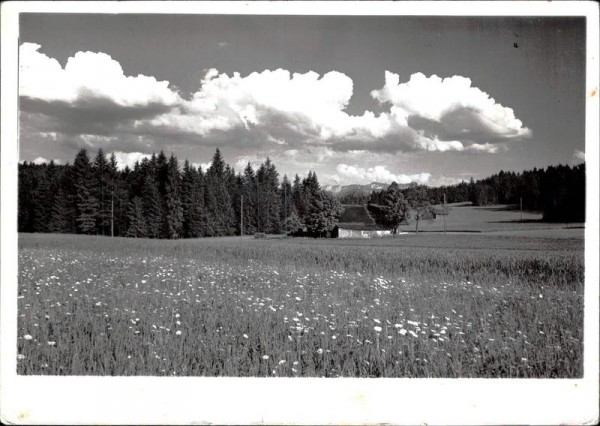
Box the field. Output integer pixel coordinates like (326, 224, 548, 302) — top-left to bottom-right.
(412, 202, 582, 233)
(17, 220, 584, 378)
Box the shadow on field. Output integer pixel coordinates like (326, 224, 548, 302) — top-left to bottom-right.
(487, 219, 545, 224)
(479, 204, 520, 212)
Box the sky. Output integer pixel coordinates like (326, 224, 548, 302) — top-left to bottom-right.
(18, 14, 585, 187)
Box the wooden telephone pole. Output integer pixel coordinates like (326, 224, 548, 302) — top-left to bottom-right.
(111, 193, 114, 237)
(240, 195, 244, 241)
(520, 197, 523, 222)
(443, 193, 447, 234)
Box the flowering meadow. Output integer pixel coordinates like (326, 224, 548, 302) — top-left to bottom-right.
(17, 231, 584, 377)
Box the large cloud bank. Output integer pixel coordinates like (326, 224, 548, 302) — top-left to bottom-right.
(20, 43, 531, 155)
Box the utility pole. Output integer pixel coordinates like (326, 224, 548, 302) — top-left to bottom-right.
(443, 193, 447, 235)
(520, 196, 523, 222)
(111, 193, 114, 237)
(240, 195, 244, 241)
(284, 183, 287, 220)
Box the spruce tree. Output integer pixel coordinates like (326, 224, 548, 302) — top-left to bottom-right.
(32, 168, 51, 233)
(47, 188, 70, 233)
(182, 160, 204, 238)
(206, 148, 235, 235)
(93, 148, 110, 235)
(162, 154, 183, 239)
(141, 174, 162, 238)
(126, 197, 147, 238)
(241, 162, 258, 235)
(72, 149, 99, 234)
(76, 184, 99, 234)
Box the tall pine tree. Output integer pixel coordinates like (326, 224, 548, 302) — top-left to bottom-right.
(72, 149, 99, 234)
(162, 154, 184, 239)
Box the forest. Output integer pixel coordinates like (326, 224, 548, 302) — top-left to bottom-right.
(369, 163, 586, 223)
(18, 148, 342, 238)
(18, 147, 585, 239)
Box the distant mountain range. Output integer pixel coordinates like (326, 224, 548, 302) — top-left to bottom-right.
(323, 182, 401, 196)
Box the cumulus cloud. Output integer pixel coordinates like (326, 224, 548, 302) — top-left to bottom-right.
(19, 43, 532, 165)
(372, 71, 531, 143)
(336, 164, 431, 185)
(192, 162, 212, 172)
(111, 151, 152, 170)
(26, 157, 63, 165)
(146, 68, 530, 153)
(32, 156, 48, 165)
(20, 43, 180, 107)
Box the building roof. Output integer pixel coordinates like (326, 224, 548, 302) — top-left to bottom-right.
(339, 204, 375, 224)
(337, 222, 390, 231)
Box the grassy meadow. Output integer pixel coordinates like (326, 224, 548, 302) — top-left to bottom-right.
(413, 202, 582, 233)
(17, 219, 584, 378)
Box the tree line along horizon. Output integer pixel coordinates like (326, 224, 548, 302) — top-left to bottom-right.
(17, 147, 585, 239)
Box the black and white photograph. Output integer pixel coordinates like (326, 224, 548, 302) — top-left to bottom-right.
(1, 1, 598, 424)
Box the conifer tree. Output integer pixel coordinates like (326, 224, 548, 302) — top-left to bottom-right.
(182, 160, 204, 238)
(32, 169, 51, 232)
(162, 154, 183, 239)
(141, 174, 162, 238)
(72, 149, 99, 234)
(256, 158, 281, 234)
(292, 174, 304, 221)
(205, 148, 235, 235)
(280, 174, 292, 228)
(93, 148, 110, 235)
(76, 184, 99, 234)
(47, 188, 70, 233)
(126, 196, 147, 238)
(241, 162, 258, 235)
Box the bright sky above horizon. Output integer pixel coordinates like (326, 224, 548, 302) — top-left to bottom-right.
(18, 14, 585, 187)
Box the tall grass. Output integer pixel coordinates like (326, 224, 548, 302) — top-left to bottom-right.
(17, 233, 584, 377)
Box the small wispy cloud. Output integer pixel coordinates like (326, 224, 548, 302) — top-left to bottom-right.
(572, 149, 585, 162)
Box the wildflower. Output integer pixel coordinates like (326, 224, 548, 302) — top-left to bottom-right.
(374, 326, 382, 333)
(399, 329, 407, 336)
(23, 335, 32, 340)
(316, 348, 324, 355)
(409, 330, 418, 338)
(243, 334, 249, 339)
(47, 341, 56, 346)
(262, 355, 269, 360)
(278, 360, 286, 365)
(394, 324, 402, 328)
(175, 330, 182, 336)
(373, 319, 381, 324)
(17, 354, 25, 360)
(141, 280, 147, 284)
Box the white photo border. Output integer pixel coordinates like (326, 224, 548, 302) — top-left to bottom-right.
(1, 2, 598, 424)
